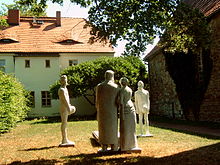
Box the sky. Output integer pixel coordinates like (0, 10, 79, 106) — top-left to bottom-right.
(1, 0, 158, 57)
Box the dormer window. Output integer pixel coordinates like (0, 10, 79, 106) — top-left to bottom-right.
(57, 39, 82, 45)
(0, 38, 18, 43)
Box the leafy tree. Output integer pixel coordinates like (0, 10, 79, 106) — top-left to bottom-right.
(17, 0, 180, 56)
(50, 56, 147, 106)
(1, 0, 47, 17)
(161, 3, 211, 54)
(0, 71, 30, 133)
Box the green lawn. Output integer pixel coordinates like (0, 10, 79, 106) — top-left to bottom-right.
(0, 118, 219, 165)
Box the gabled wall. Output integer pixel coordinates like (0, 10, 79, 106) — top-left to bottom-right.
(200, 13, 220, 122)
(147, 52, 183, 119)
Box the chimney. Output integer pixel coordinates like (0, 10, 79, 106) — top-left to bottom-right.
(8, 9, 20, 25)
(56, 11, 61, 26)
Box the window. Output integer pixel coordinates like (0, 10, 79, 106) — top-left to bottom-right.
(28, 91, 35, 107)
(0, 59, 5, 72)
(41, 91, 51, 107)
(25, 60, 30, 68)
(45, 60, 50, 68)
(0, 38, 18, 43)
(69, 59, 78, 66)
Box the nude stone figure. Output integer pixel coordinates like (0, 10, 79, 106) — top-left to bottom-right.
(135, 80, 152, 136)
(118, 77, 140, 153)
(58, 75, 76, 146)
(96, 70, 119, 152)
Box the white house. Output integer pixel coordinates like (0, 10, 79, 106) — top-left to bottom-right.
(0, 9, 114, 117)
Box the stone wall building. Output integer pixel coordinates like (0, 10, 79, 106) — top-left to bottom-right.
(144, 0, 220, 122)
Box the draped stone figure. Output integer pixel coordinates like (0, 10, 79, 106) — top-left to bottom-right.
(135, 80, 152, 136)
(118, 77, 140, 152)
(96, 70, 119, 152)
(58, 75, 76, 146)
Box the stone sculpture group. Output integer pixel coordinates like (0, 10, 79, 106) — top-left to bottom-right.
(58, 70, 151, 153)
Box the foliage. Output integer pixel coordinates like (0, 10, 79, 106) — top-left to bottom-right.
(1, 0, 47, 17)
(88, 0, 179, 56)
(160, 3, 212, 54)
(50, 56, 147, 106)
(18, 0, 180, 56)
(0, 16, 8, 28)
(0, 71, 30, 133)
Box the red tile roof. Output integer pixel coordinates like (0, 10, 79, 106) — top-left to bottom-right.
(184, 0, 220, 17)
(0, 17, 114, 53)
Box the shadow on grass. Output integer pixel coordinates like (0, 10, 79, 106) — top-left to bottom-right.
(19, 146, 57, 151)
(9, 159, 60, 165)
(90, 138, 100, 147)
(60, 142, 220, 165)
(29, 115, 96, 125)
(8, 143, 220, 165)
(151, 123, 220, 140)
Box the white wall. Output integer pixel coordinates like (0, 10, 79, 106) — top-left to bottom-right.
(59, 53, 113, 70)
(14, 56, 60, 117)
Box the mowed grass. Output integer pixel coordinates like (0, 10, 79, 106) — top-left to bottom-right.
(0, 118, 219, 165)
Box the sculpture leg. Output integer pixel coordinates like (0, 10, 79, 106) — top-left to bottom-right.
(60, 111, 69, 144)
(111, 144, 118, 151)
(98, 144, 108, 152)
(139, 113, 144, 135)
(144, 113, 150, 135)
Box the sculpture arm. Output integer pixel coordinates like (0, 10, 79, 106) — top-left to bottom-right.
(119, 90, 124, 120)
(146, 92, 150, 111)
(134, 93, 139, 114)
(95, 86, 99, 110)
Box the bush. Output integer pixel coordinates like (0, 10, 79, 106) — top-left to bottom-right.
(50, 56, 148, 106)
(0, 71, 30, 133)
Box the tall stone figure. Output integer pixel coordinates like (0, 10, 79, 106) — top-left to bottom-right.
(96, 70, 119, 152)
(135, 80, 152, 136)
(58, 75, 76, 146)
(118, 77, 140, 152)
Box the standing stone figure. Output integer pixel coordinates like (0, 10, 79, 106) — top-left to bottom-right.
(118, 77, 140, 152)
(96, 70, 119, 152)
(135, 80, 152, 136)
(58, 75, 76, 146)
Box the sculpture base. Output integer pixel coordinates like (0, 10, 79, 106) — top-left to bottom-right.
(92, 131, 141, 154)
(59, 141, 75, 147)
(97, 148, 120, 154)
(137, 133, 153, 137)
(121, 148, 142, 154)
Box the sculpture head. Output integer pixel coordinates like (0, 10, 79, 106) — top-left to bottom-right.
(137, 80, 144, 89)
(119, 77, 129, 87)
(105, 70, 114, 81)
(60, 75, 68, 87)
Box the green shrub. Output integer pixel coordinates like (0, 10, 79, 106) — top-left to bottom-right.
(50, 56, 148, 106)
(0, 71, 30, 133)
